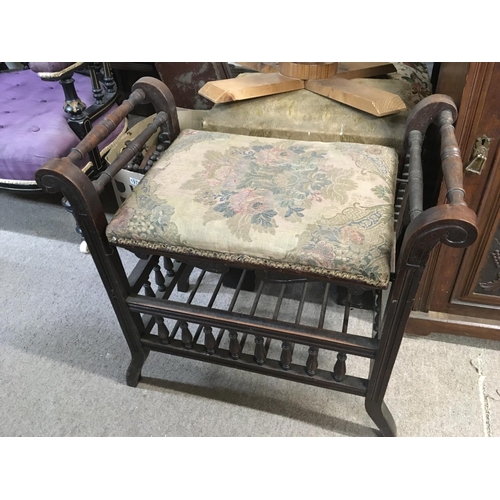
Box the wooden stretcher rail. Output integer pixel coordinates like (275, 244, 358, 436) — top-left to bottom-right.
(127, 294, 379, 358)
(141, 334, 369, 396)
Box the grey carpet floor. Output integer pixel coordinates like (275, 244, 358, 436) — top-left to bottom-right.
(1, 188, 500, 437)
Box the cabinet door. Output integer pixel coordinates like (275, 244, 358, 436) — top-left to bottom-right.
(408, 63, 500, 340)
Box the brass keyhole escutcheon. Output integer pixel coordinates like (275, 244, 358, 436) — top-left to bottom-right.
(465, 135, 491, 174)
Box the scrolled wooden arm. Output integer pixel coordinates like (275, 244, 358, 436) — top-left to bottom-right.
(36, 77, 180, 198)
(401, 204, 478, 268)
(132, 77, 180, 141)
(398, 94, 478, 265)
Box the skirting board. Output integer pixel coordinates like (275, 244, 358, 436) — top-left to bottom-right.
(406, 311, 500, 341)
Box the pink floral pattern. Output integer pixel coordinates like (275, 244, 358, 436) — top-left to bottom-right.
(180, 142, 361, 241)
(106, 130, 398, 287)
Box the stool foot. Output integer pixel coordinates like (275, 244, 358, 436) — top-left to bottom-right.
(126, 352, 148, 387)
(365, 399, 397, 437)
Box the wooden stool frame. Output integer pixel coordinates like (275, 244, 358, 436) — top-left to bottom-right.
(36, 77, 478, 436)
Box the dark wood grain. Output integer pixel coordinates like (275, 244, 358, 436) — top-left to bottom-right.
(434, 62, 471, 109)
(154, 62, 232, 110)
(411, 63, 500, 334)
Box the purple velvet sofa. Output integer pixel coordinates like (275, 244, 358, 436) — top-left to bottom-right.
(0, 62, 126, 190)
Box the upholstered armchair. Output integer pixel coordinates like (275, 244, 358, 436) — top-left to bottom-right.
(0, 62, 126, 190)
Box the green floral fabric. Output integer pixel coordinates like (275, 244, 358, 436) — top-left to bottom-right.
(106, 129, 399, 287)
(203, 63, 432, 153)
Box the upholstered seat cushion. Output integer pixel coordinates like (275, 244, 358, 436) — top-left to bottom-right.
(106, 129, 399, 288)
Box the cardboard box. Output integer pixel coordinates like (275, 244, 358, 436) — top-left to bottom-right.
(112, 169, 145, 206)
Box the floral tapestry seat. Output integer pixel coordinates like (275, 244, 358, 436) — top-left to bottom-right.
(106, 129, 398, 288)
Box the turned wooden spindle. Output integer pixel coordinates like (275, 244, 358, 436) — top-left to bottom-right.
(333, 353, 347, 381)
(228, 330, 240, 360)
(143, 280, 155, 297)
(156, 317, 169, 344)
(280, 341, 292, 370)
(180, 321, 193, 349)
(254, 336, 266, 365)
(153, 264, 166, 292)
(88, 63, 104, 104)
(145, 280, 169, 342)
(163, 257, 175, 277)
(408, 130, 424, 221)
(438, 109, 466, 207)
(305, 347, 319, 376)
(203, 326, 216, 354)
(102, 62, 117, 94)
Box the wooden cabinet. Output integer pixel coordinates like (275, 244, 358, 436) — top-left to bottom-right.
(407, 63, 500, 340)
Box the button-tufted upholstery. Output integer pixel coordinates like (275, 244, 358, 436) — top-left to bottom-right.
(0, 68, 125, 185)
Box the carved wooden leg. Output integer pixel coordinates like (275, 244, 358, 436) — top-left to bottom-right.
(365, 269, 423, 437)
(365, 399, 397, 437)
(126, 350, 149, 387)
